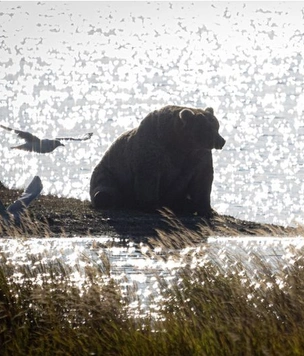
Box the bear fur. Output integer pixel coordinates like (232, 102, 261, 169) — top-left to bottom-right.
(90, 105, 225, 217)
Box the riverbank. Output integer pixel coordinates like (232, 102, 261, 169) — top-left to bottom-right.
(0, 183, 301, 242)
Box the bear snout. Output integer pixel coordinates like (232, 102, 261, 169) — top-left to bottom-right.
(215, 135, 226, 150)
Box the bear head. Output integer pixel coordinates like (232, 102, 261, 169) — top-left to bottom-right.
(178, 107, 226, 150)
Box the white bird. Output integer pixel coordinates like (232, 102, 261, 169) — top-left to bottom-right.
(0, 124, 93, 153)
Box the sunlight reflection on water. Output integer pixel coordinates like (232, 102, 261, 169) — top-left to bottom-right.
(1, 3, 304, 305)
(0, 2, 304, 226)
(1, 236, 304, 312)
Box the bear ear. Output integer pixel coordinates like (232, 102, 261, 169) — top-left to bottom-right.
(205, 107, 214, 115)
(179, 108, 195, 122)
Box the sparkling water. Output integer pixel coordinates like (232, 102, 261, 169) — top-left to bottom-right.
(0, 2, 304, 227)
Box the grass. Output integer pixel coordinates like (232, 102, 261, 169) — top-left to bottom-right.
(0, 212, 51, 238)
(1, 230, 304, 355)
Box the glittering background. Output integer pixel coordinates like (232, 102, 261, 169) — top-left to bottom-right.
(0, 2, 304, 226)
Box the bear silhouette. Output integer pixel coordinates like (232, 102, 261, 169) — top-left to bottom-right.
(90, 105, 225, 217)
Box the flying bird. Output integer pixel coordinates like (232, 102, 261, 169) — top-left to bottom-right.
(0, 176, 43, 224)
(0, 124, 93, 153)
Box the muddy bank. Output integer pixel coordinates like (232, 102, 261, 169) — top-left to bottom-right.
(0, 183, 300, 243)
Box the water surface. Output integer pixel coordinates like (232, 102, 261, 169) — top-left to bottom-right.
(1, 235, 304, 312)
(0, 2, 304, 226)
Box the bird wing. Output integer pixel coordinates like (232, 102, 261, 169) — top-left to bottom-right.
(0, 124, 40, 143)
(55, 132, 93, 141)
(7, 176, 43, 216)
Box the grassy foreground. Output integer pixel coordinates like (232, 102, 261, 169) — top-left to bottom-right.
(1, 243, 304, 355)
(1, 184, 304, 354)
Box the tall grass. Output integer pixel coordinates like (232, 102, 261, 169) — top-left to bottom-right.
(1, 240, 304, 355)
(157, 255, 304, 356)
(0, 211, 51, 238)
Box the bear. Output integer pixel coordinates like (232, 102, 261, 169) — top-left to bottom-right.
(90, 105, 225, 217)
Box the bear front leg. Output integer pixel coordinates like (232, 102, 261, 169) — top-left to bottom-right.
(132, 146, 169, 211)
(188, 156, 214, 218)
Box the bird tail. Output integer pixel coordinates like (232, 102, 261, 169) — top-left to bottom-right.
(10, 145, 27, 150)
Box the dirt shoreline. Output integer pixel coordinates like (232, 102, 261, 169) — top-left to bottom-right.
(0, 183, 301, 243)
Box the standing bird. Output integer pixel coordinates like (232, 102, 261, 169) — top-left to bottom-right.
(0, 176, 43, 224)
(0, 124, 93, 153)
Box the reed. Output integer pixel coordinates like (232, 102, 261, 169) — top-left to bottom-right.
(0, 211, 51, 238)
(1, 232, 304, 355)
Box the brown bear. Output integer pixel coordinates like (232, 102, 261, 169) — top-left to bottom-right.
(90, 105, 225, 217)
